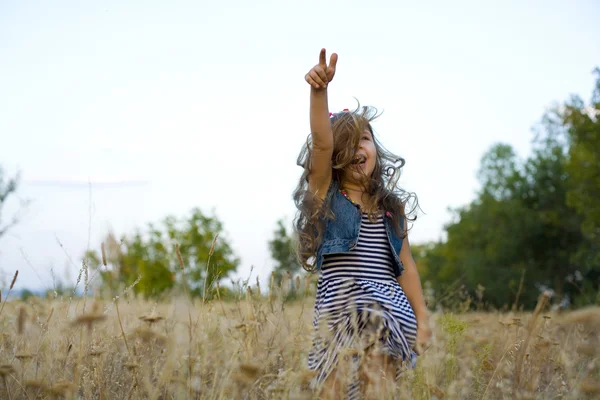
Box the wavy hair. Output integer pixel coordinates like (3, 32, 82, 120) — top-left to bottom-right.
(293, 103, 419, 272)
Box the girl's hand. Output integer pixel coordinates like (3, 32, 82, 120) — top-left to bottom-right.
(414, 317, 433, 355)
(305, 48, 338, 90)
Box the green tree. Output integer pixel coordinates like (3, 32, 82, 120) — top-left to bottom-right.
(520, 122, 584, 299)
(87, 207, 240, 299)
(20, 289, 36, 301)
(427, 144, 538, 307)
(268, 218, 301, 285)
(563, 68, 600, 271)
(477, 143, 525, 201)
(417, 69, 600, 309)
(442, 190, 540, 308)
(432, 139, 585, 308)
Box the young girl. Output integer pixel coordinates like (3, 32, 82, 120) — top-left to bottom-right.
(293, 49, 432, 399)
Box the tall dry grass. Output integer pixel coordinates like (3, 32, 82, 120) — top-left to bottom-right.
(0, 269, 599, 399)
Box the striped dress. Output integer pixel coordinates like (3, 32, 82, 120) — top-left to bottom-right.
(308, 212, 418, 398)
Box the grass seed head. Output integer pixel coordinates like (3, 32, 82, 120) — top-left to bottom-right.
(176, 243, 185, 270)
(0, 364, 16, 377)
(124, 362, 140, 371)
(579, 377, 600, 395)
(482, 359, 495, 371)
(131, 327, 167, 345)
(72, 312, 107, 330)
(88, 349, 105, 357)
(10, 270, 18, 290)
(256, 276, 261, 296)
(534, 339, 552, 350)
(17, 305, 27, 335)
(239, 363, 261, 379)
(46, 381, 77, 396)
(15, 353, 35, 361)
(576, 343, 596, 356)
(139, 314, 165, 325)
(24, 380, 45, 390)
(101, 242, 108, 266)
(233, 363, 262, 385)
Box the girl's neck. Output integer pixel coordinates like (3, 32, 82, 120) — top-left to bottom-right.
(340, 183, 366, 194)
(340, 183, 374, 210)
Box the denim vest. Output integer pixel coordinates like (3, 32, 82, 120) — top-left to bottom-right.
(315, 179, 405, 277)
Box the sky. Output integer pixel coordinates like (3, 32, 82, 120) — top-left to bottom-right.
(1, 0, 599, 291)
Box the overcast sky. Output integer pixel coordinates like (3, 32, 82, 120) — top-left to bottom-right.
(1, 0, 599, 291)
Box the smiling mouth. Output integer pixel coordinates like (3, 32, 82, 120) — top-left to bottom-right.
(351, 155, 367, 166)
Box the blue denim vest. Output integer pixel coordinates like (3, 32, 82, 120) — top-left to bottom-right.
(315, 179, 405, 277)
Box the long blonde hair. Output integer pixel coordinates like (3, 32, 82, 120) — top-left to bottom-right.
(292, 103, 418, 271)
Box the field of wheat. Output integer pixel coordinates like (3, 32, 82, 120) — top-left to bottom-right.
(0, 274, 599, 400)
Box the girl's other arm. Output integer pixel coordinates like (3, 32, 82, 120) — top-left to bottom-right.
(397, 224, 432, 353)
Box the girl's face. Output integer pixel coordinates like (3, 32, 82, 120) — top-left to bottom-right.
(342, 128, 377, 185)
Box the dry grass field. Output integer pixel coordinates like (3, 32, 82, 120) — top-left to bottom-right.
(0, 276, 599, 399)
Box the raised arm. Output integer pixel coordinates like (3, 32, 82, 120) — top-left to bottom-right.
(304, 49, 338, 198)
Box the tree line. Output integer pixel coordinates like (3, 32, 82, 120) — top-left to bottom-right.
(1, 70, 598, 309)
(414, 69, 600, 310)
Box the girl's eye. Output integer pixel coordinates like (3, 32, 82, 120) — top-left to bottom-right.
(362, 136, 370, 141)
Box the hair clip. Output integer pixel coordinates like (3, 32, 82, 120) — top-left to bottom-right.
(330, 109, 350, 119)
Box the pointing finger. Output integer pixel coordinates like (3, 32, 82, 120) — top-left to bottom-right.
(329, 53, 338, 70)
(319, 48, 327, 66)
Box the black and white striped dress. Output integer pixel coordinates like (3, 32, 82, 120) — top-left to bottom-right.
(308, 212, 418, 398)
